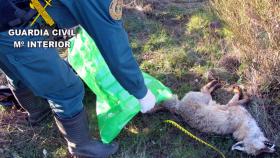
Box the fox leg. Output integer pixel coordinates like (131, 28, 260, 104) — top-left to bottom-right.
(228, 93, 240, 105)
(237, 96, 250, 105)
(227, 85, 250, 105)
(227, 85, 241, 105)
(201, 80, 220, 95)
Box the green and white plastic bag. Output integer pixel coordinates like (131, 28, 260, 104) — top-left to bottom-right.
(68, 28, 172, 143)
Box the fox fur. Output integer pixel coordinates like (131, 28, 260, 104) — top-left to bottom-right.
(162, 81, 275, 155)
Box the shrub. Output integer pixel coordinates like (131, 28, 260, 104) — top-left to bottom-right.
(210, 0, 280, 100)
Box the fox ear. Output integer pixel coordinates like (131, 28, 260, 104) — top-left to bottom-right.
(232, 141, 245, 151)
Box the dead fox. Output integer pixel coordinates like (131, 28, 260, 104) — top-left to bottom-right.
(162, 80, 275, 155)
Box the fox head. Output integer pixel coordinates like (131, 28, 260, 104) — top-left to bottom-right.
(231, 137, 275, 155)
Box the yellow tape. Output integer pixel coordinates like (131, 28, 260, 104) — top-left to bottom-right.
(30, 0, 54, 26)
(164, 120, 226, 158)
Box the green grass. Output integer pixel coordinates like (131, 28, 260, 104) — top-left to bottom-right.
(114, 4, 279, 158)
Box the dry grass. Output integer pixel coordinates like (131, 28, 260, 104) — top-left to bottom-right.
(211, 0, 280, 150)
(0, 107, 68, 158)
(210, 0, 280, 99)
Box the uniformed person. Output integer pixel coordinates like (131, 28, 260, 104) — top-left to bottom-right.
(0, 0, 156, 157)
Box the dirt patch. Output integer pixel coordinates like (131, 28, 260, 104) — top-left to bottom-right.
(0, 108, 69, 158)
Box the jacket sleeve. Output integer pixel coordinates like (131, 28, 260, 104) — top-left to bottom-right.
(60, 0, 148, 99)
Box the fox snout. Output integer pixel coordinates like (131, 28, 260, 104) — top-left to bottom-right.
(231, 140, 276, 155)
(263, 141, 276, 153)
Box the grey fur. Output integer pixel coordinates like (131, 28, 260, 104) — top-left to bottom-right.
(162, 81, 275, 155)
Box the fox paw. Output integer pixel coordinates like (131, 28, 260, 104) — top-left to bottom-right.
(232, 84, 243, 94)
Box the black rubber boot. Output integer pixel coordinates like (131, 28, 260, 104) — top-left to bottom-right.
(11, 88, 51, 125)
(54, 109, 119, 158)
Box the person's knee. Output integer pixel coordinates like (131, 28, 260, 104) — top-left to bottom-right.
(48, 77, 85, 119)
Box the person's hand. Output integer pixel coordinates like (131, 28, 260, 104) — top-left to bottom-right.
(138, 89, 156, 113)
